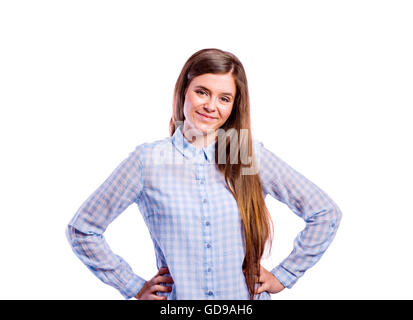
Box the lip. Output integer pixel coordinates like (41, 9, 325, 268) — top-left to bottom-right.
(196, 111, 217, 120)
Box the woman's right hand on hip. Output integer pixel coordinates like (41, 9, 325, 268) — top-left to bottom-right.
(134, 267, 174, 300)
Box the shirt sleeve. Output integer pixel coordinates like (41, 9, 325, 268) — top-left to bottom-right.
(65, 144, 146, 299)
(255, 141, 342, 289)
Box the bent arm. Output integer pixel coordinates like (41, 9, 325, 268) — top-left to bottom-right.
(256, 141, 342, 288)
(66, 145, 146, 299)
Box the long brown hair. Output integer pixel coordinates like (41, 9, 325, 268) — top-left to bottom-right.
(169, 48, 273, 300)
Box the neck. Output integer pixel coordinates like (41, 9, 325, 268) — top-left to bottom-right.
(182, 122, 217, 149)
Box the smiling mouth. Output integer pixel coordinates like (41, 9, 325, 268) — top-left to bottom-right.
(196, 112, 216, 120)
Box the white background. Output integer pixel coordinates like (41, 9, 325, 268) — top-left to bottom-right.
(1, 0, 412, 300)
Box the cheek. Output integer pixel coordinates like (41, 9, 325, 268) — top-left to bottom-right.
(183, 96, 192, 117)
(183, 93, 198, 113)
(221, 105, 234, 121)
(184, 104, 196, 120)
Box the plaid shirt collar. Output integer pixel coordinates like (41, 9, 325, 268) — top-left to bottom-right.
(171, 124, 216, 163)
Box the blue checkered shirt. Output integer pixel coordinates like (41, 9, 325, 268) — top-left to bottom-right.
(66, 124, 342, 299)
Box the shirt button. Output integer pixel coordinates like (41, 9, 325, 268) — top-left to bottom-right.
(200, 180, 205, 185)
(206, 243, 211, 248)
(205, 221, 210, 226)
(207, 267, 212, 272)
(203, 198, 207, 203)
(208, 291, 214, 296)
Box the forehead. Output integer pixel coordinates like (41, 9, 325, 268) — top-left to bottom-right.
(189, 73, 236, 94)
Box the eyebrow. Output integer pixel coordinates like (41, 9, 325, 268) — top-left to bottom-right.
(194, 85, 234, 97)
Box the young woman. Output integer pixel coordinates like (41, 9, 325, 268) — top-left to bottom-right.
(66, 48, 342, 300)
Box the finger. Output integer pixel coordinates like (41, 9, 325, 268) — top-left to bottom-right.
(255, 283, 267, 295)
(157, 267, 170, 275)
(153, 284, 172, 293)
(151, 294, 167, 301)
(155, 275, 174, 284)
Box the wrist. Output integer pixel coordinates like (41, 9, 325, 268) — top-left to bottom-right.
(120, 275, 147, 300)
(270, 265, 296, 289)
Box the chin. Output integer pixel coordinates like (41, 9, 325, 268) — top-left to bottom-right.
(188, 121, 211, 132)
(185, 117, 219, 135)
(197, 124, 217, 134)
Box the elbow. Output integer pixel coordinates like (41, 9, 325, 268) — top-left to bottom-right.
(65, 224, 88, 247)
(329, 203, 342, 232)
(65, 223, 102, 247)
(65, 224, 76, 247)
(65, 224, 89, 253)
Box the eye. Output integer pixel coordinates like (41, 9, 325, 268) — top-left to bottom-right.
(195, 89, 207, 96)
(221, 96, 231, 103)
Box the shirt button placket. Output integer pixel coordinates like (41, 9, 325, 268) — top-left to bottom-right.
(196, 158, 214, 299)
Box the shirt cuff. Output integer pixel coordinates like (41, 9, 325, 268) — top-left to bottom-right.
(271, 265, 298, 289)
(119, 274, 147, 300)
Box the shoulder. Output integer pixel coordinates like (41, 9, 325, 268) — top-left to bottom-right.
(130, 135, 175, 165)
(252, 138, 266, 162)
(252, 138, 282, 161)
(251, 138, 287, 175)
(252, 138, 264, 152)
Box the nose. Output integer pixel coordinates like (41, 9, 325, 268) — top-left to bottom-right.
(204, 96, 218, 112)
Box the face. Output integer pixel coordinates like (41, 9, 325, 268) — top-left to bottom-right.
(183, 72, 236, 136)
